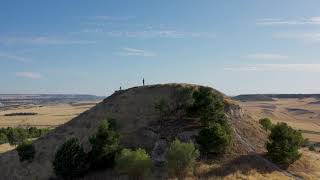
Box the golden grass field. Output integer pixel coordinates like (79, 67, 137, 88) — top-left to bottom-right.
(0, 101, 99, 128)
(239, 98, 320, 143)
(0, 101, 99, 154)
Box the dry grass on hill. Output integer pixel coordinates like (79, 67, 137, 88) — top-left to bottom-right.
(287, 149, 320, 180)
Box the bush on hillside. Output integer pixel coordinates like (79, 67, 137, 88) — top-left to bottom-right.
(196, 123, 232, 155)
(166, 139, 199, 178)
(16, 140, 35, 162)
(189, 87, 226, 126)
(89, 119, 120, 169)
(6, 127, 28, 145)
(116, 148, 152, 179)
(259, 118, 273, 131)
(53, 138, 87, 179)
(0, 127, 50, 145)
(188, 86, 233, 155)
(0, 133, 8, 144)
(267, 123, 304, 167)
(27, 127, 50, 138)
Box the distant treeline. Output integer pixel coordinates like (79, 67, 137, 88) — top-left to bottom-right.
(0, 127, 50, 145)
(4, 112, 38, 116)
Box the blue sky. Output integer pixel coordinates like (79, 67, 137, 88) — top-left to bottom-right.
(1, 0, 320, 96)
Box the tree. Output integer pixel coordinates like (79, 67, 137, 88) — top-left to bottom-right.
(16, 140, 35, 162)
(6, 127, 28, 145)
(196, 123, 232, 155)
(266, 123, 304, 167)
(116, 148, 152, 179)
(53, 138, 87, 179)
(89, 119, 120, 169)
(259, 118, 273, 131)
(189, 87, 226, 126)
(0, 133, 8, 144)
(166, 139, 199, 179)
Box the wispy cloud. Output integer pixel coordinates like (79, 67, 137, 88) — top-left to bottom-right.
(224, 64, 320, 72)
(257, 17, 320, 26)
(81, 15, 215, 39)
(16, 72, 43, 79)
(119, 48, 156, 57)
(244, 53, 288, 60)
(82, 29, 216, 39)
(274, 32, 320, 42)
(89, 16, 134, 21)
(0, 52, 30, 63)
(1, 36, 96, 45)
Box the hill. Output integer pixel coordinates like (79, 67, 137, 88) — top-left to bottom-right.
(0, 84, 306, 179)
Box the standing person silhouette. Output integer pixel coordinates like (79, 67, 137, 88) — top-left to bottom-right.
(143, 78, 145, 86)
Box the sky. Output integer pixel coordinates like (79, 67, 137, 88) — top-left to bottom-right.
(1, 0, 320, 96)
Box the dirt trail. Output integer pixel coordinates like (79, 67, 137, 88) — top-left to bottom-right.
(233, 128, 303, 180)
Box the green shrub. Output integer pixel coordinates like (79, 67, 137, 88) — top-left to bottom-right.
(89, 119, 120, 168)
(259, 118, 273, 131)
(116, 148, 152, 179)
(16, 140, 35, 162)
(267, 123, 304, 167)
(53, 138, 87, 179)
(6, 127, 28, 145)
(196, 123, 232, 155)
(188, 86, 233, 155)
(0, 133, 8, 144)
(166, 139, 199, 179)
(0, 127, 50, 146)
(189, 87, 225, 125)
(28, 127, 50, 138)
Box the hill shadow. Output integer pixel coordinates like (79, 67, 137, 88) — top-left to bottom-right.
(201, 154, 279, 178)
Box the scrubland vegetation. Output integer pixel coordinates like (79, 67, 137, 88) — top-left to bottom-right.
(266, 122, 304, 167)
(0, 127, 49, 146)
(16, 140, 35, 162)
(53, 138, 88, 178)
(0, 127, 49, 163)
(116, 148, 152, 179)
(4, 112, 38, 116)
(166, 139, 199, 179)
(259, 118, 305, 167)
